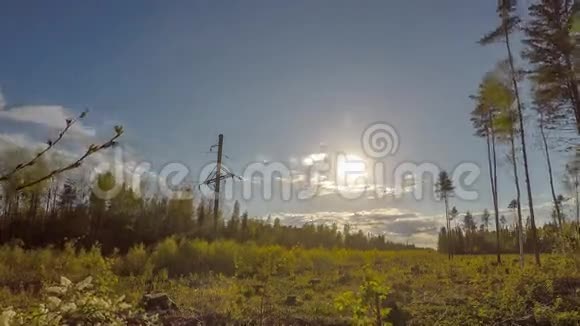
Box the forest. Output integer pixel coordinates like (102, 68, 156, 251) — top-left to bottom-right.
(1, 1, 580, 325)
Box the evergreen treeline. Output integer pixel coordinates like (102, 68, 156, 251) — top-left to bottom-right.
(436, 209, 572, 255)
(0, 168, 415, 254)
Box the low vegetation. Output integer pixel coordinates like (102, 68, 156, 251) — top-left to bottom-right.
(0, 238, 578, 325)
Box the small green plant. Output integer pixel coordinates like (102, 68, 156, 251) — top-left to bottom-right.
(335, 279, 392, 326)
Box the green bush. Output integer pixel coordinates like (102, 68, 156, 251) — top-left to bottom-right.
(1, 276, 157, 325)
(117, 243, 152, 277)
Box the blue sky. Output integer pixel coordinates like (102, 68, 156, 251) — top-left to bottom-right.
(0, 1, 571, 247)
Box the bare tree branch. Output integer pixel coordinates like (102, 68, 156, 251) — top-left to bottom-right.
(15, 126, 124, 191)
(0, 109, 88, 182)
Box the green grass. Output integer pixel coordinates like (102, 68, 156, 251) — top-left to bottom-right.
(0, 240, 578, 325)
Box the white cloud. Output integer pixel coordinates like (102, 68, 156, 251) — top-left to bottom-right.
(0, 132, 148, 199)
(0, 133, 40, 150)
(0, 132, 86, 164)
(302, 153, 327, 166)
(0, 90, 135, 191)
(0, 105, 95, 137)
(271, 207, 443, 248)
(287, 151, 417, 200)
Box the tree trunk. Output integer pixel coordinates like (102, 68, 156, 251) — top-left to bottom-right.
(445, 196, 451, 260)
(563, 55, 580, 134)
(446, 216, 451, 259)
(503, 12, 541, 266)
(576, 174, 579, 226)
(510, 128, 524, 269)
(540, 118, 562, 228)
(489, 115, 501, 264)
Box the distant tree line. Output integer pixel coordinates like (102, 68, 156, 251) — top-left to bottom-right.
(0, 165, 415, 253)
(436, 206, 573, 255)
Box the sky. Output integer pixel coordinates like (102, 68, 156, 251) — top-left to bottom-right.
(0, 0, 574, 247)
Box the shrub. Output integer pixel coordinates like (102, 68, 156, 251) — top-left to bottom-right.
(1, 276, 157, 325)
(116, 244, 153, 277)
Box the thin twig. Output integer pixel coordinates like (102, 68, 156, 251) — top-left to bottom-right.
(15, 127, 123, 191)
(0, 110, 88, 181)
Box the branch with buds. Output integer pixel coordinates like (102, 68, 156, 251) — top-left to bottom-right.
(14, 125, 124, 191)
(0, 110, 88, 182)
(0, 110, 124, 191)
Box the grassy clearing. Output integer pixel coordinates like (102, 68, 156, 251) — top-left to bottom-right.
(0, 239, 578, 325)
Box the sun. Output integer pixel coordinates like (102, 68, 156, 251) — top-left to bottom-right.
(336, 153, 368, 180)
